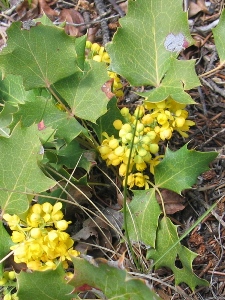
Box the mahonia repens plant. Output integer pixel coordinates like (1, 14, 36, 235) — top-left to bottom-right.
(0, 0, 222, 298)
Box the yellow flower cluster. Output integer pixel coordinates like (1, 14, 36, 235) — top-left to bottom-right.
(86, 41, 124, 98)
(3, 202, 79, 271)
(98, 98, 195, 189)
(0, 271, 17, 300)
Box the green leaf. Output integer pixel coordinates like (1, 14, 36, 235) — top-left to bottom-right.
(93, 97, 126, 142)
(58, 139, 93, 172)
(0, 221, 14, 276)
(0, 123, 55, 214)
(154, 144, 217, 194)
(126, 189, 161, 247)
(147, 217, 208, 290)
(0, 74, 35, 105)
(0, 103, 17, 137)
(16, 264, 74, 300)
(12, 96, 87, 143)
(71, 256, 161, 300)
(106, 0, 193, 90)
(141, 59, 199, 104)
(212, 9, 225, 61)
(54, 60, 109, 123)
(0, 22, 80, 89)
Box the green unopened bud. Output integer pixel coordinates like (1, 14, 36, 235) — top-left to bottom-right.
(85, 41, 92, 49)
(149, 144, 159, 154)
(138, 148, 147, 157)
(120, 107, 129, 117)
(134, 155, 144, 164)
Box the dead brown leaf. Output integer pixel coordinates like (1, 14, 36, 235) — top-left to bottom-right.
(156, 189, 186, 214)
(188, 0, 208, 18)
(101, 79, 115, 99)
(58, 9, 85, 37)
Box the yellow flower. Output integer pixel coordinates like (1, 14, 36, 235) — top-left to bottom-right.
(11, 231, 25, 243)
(3, 214, 20, 230)
(134, 173, 150, 189)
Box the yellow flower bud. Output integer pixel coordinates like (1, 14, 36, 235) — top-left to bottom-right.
(91, 43, 101, 53)
(142, 114, 153, 125)
(120, 107, 129, 117)
(121, 123, 132, 133)
(8, 271, 16, 281)
(55, 220, 69, 231)
(114, 146, 125, 156)
(3, 294, 12, 300)
(32, 204, 42, 214)
(93, 55, 102, 62)
(113, 119, 123, 130)
(134, 106, 145, 118)
(134, 155, 144, 164)
(149, 144, 159, 154)
(42, 202, 53, 213)
(109, 139, 119, 149)
(138, 148, 147, 157)
(102, 52, 110, 63)
(119, 163, 127, 176)
(30, 213, 41, 223)
(85, 40, 92, 49)
(30, 228, 42, 239)
(0, 277, 7, 285)
(136, 123, 144, 132)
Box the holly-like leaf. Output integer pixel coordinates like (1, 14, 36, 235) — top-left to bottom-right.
(140, 59, 199, 104)
(71, 256, 161, 300)
(16, 264, 74, 300)
(54, 60, 109, 123)
(147, 217, 208, 290)
(12, 96, 87, 143)
(0, 123, 55, 214)
(212, 9, 225, 61)
(0, 103, 17, 137)
(106, 0, 196, 103)
(93, 97, 126, 142)
(0, 22, 80, 90)
(58, 139, 93, 172)
(126, 189, 161, 247)
(154, 144, 217, 194)
(0, 74, 35, 105)
(0, 221, 14, 277)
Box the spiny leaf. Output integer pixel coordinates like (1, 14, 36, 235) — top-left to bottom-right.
(71, 256, 161, 300)
(212, 9, 225, 61)
(12, 96, 87, 143)
(0, 103, 17, 137)
(0, 123, 55, 214)
(16, 264, 74, 300)
(0, 74, 35, 105)
(0, 221, 14, 276)
(154, 144, 217, 194)
(140, 59, 199, 104)
(147, 217, 208, 290)
(53, 60, 109, 123)
(0, 22, 80, 89)
(93, 97, 126, 142)
(106, 0, 196, 103)
(126, 189, 161, 247)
